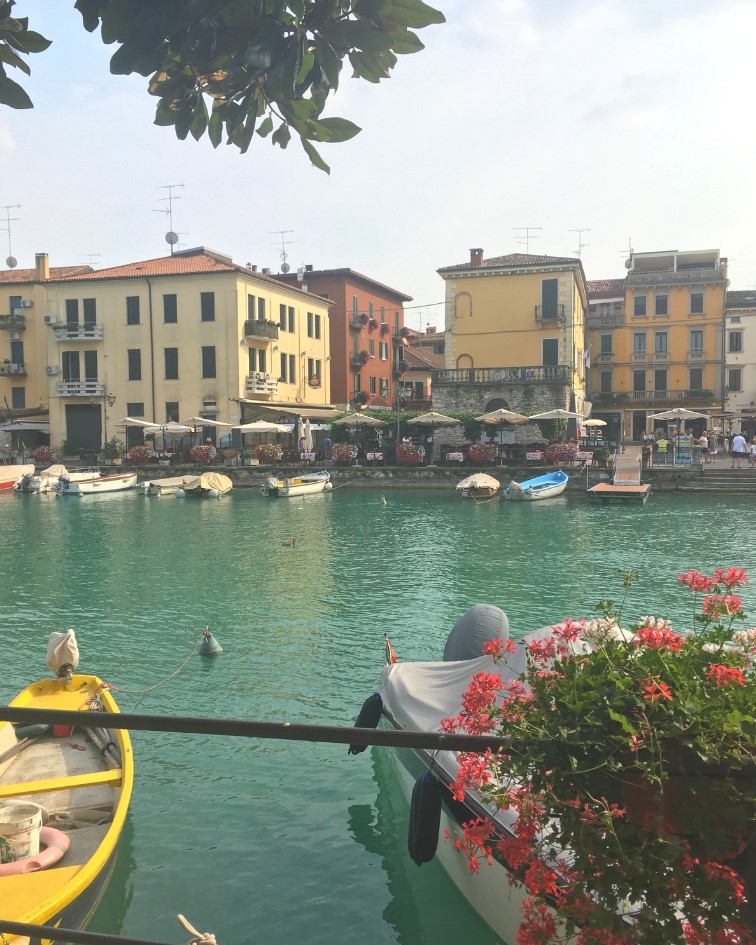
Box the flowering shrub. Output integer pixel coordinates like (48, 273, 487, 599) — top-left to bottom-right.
(396, 442, 425, 465)
(34, 445, 59, 464)
(468, 442, 498, 464)
(443, 568, 756, 945)
(380, 322, 391, 335)
(331, 442, 358, 464)
(544, 440, 578, 464)
(126, 444, 152, 464)
(188, 444, 217, 464)
(255, 442, 283, 464)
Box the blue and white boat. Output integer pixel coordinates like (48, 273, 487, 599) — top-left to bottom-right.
(504, 468, 568, 501)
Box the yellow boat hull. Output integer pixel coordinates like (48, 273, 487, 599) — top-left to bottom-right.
(0, 675, 133, 944)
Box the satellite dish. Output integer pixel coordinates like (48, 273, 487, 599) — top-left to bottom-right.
(281, 262, 290, 273)
(165, 231, 179, 246)
(6, 256, 16, 269)
(624, 258, 632, 270)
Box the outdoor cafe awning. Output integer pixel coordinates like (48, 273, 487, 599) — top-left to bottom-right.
(238, 400, 343, 422)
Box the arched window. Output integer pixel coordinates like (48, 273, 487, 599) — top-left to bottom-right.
(454, 292, 472, 318)
(456, 354, 473, 369)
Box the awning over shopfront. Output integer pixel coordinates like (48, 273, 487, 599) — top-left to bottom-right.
(238, 400, 343, 422)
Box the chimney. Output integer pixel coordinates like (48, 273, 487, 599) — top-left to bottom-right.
(470, 248, 483, 267)
(426, 326, 437, 334)
(305, 264, 313, 272)
(35, 253, 49, 281)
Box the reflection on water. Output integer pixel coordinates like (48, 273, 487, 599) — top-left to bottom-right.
(1, 490, 755, 945)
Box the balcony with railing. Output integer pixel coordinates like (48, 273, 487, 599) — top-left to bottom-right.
(245, 372, 278, 396)
(534, 304, 565, 324)
(244, 319, 279, 341)
(349, 314, 368, 332)
(632, 351, 647, 362)
(350, 350, 369, 369)
(652, 350, 669, 362)
(54, 379, 107, 397)
(586, 313, 625, 329)
(53, 323, 104, 341)
(0, 361, 26, 376)
(596, 353, 613, 364)
(0, 312, 26, 331)
(435, 365, 571, 385)
(593, 389, 716, 406)
(689, 349, 705, 360)
(627, 268, 725, 287)
(393, 360, 407, 375)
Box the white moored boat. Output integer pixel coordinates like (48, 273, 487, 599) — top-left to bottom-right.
(142, 476, 190, 497)
(15, 466, 100, 494)
(54, 471, 138, 495)
(504, 468, 568, 501)
(176, 472, 233, 498)
(260, 470, 332, 498)
(455, 473, 500, 499)
(0, 464, 35, 491)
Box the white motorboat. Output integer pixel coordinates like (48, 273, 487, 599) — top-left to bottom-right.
(0, 463, 35, 490)
(54, 471, 138, 495)
(260, 470, 332, 498)
(350, 605, 565, 943)
(176, 472, 233, 498)
(455, 473, 500, 498)
(142, 476, 190, 496)
(504, 468, 568, 500)
(14, 465, 100, 494)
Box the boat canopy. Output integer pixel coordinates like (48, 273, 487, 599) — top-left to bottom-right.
(181, 472, 233, 493)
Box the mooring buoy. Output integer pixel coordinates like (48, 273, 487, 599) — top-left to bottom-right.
(199, 629, 223, 656)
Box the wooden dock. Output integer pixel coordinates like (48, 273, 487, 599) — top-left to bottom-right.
(587, 451, 651, 504)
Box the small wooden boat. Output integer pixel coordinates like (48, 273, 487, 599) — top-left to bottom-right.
(0, 464, 35, 491)
(504, 468, 568, 501)
(176, 472, 233, 498)
(260, 470, 332, 498)
(54, 472, 137, 496)
(0, 632, 133, 943)
(142, 476, 190, 497)
(455, 473, 500, 499)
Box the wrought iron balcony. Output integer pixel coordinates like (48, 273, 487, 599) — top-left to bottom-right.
(0, 313, 26, 330)
(53, 323, 104, 341)
(244, 319, 279, 341)
(350, 351, 369, 369)
(53, 380, 107, 397)
(435, 365, 571, 385)
(534, 304, 565, 324)
(586, 313, 625, 328)
(349, 314, 367, 332)
(393, 360, 407, 375)
(0, 361, 26, 376)
(627, 268, 725, 287)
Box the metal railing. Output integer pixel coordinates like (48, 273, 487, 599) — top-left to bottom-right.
(434, 365, 571, 385)
(627, 268, 725, 286)
(534, 304, 565, 323)
(0, 312, 25, 330)
(0, 361, 25, 376)
(586, 313, 625, 328)
(53, 379, 107, 397)
(53, 323, 104, 341)
(243, 319, 279, 340)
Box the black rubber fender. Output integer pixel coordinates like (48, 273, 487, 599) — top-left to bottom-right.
(408, 771, 443, 865)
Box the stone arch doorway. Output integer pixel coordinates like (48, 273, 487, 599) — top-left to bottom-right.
(485, 397, 510, 412)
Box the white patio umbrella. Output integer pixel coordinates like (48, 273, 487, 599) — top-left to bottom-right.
(304, 417, 314, 452)
(144, 422, 193, 436)
(180, 417, 232, 429)
(648, 408, 709, 422)
(332, 413, 388, 428)
(582, 419, 607, 427)
(529, 409, 585, 420)
(233, 420, 290, 434)
(475, 408, 529, 424)
(111, 417, 155, 428)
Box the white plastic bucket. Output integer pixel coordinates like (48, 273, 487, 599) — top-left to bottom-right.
(0, 801, 43, 862)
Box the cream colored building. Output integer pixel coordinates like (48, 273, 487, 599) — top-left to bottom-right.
(434, 250, 588, 417)
(14, 247, 331, 451)
(724, 290, 756, 433)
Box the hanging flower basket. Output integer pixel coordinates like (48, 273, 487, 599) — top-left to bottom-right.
(34, 445, 59, 464)
(468, 442, 498, 464)
(380, 323, 391, 335)
(126, 444, 152, 465)
(396, 442, 425, 465)
(188, 444, 217, 465)
(255, 442, 283, 464)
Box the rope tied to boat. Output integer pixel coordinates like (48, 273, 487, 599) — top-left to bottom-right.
(104, 634, 207, 695)
(178, 914, 218, 945)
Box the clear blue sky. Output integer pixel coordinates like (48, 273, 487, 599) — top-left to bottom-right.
(1, 1, 754, 330)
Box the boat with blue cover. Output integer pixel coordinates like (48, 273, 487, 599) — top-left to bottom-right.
(504, 468, 568, 500)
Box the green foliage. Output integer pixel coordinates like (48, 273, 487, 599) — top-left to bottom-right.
(66, 0, 445, 171)
(103, 435, 123, 459)
(0, 1, 51, 109)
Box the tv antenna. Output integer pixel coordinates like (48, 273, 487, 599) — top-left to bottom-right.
(155, 184, 184, 254)
(619, 236, 634, 268)
(270, 229, 293, 272)
(513, 226, 542, 255)
(1, 203, 20, 268)
(569, 228, 591, 258)
(82, 253, 100, 267)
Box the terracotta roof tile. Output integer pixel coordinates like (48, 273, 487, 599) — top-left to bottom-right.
(0, 265, 92, 285)
(438, 252, 580, 274)
(587, 278, 626, 299)
(405, 348, 444, 370)
(44, 250, 238, 282)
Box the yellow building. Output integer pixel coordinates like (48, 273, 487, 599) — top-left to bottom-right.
(6, 247, 332, 452)
(435, 250, 589, 416)
(587, 249, 726, 442)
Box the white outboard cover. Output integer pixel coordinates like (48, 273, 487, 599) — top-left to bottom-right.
(46, 630, 79, 675)
(443, 604, 510, 661)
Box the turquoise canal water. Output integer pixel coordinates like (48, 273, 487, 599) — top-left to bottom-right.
(2, 488, 756, 945)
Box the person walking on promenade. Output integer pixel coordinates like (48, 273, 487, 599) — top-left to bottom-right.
(709, 435, 718, 464)
(731, 432, 748, 468)
(698, 431, 709, 464)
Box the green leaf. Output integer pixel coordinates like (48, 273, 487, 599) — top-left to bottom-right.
(0, 43, 30, 75)
(0, 74, 32, 108)
(14, 30, 51, 54)
(154, 98, 178, 127)
(323, 19, 394, 53)
(271, 121, 291, 149)
(256, 114, 274, 138)
(313, 116, 360, 142)
(383, 0, 446, 28)
(231, 111, 257, 153)
(207, 109, 222, 148)
(189, 97, 208, 141)
(608, 709, 637, 737)
(301, 136, 330, 174)
(390, 28, 424, 54)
